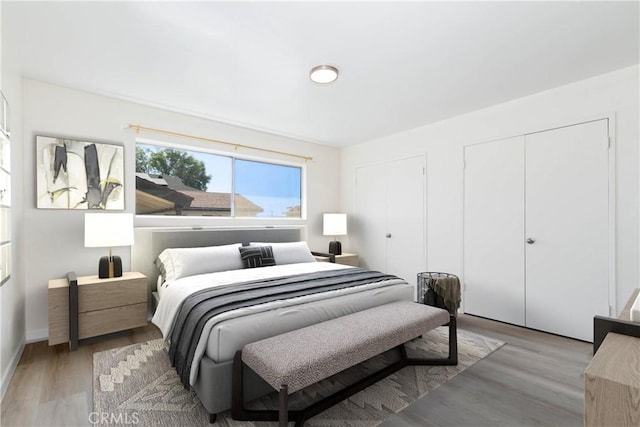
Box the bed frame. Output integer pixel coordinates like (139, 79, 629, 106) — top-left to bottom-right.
(131, 225, 410, 423)
(132, 226, 308, 421)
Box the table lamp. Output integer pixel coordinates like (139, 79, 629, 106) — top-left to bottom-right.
(323, 213, 347, 255)
(84, 213, 134, 278)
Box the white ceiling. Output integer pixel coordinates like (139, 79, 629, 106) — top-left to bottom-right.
(5, 1, 639, 147)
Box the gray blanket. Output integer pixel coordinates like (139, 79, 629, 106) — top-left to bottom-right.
(168, 268, 397, 386)
(431, 276, 461, 313)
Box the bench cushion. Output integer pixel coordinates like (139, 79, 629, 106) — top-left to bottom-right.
(242, 301, 450, 393)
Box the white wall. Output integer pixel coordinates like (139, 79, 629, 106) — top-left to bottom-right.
(341, 65, 639, 314)
(1, 1, 27, 399)
(21, 80, 341, 342)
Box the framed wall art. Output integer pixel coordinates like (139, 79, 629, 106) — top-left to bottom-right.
(36, 136, 124, 210)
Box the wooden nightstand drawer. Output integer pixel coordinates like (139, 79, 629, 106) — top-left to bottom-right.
(314, 253, 359, 267)
(335, 253, 359, 267)
(78, 302, 148, 339)
(48, 271, 148, 347)
(78, 273, 147, 313)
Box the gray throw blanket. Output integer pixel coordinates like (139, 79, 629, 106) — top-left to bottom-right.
(430, 276, 461, 313)
(169, 268, 398, 386)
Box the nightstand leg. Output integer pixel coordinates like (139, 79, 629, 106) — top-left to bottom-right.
(68, 272, 79, 351)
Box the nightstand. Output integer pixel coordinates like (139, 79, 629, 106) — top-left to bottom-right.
(48, 271, 148, 348)
(314, 253, 359, 267)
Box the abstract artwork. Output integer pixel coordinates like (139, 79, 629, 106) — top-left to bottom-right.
(36, 136, 124, 209)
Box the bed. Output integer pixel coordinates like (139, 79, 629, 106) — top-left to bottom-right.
(134, 227, 414, 420)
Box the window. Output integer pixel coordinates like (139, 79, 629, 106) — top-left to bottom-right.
(135, 142, 302, 218)
(235, 159, 302, 218)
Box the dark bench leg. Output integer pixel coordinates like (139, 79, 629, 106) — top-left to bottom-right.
(232, 349, 407, 426)
(279, 385, 288, 427)
(232, 351, 302, 423)
(449, 315, 458, 364)
(407, 315, 458, 366)
(231, 318, 457, 426)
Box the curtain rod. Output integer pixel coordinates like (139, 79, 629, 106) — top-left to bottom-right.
(128, 124, 313, 162)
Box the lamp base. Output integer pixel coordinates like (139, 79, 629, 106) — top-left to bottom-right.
(98, 256, 123, 279)
(328, 241, 342, 256)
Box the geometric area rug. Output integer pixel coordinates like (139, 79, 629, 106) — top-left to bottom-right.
(94, 327, 503, 426)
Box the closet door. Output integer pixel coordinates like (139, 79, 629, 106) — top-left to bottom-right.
(464, 137, 526, 325)
(525, 120, 609, 341)
(386, 156, 426, 288)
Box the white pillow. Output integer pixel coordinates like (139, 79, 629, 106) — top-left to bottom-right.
(250, 241, 316, 265)
(155, 243, 243, 282)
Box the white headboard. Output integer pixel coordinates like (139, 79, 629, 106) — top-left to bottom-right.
(132, 226, 304, 291)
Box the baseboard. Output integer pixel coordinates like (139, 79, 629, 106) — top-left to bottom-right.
(25, 328, 48, 344)
(1, 337, 25, 401)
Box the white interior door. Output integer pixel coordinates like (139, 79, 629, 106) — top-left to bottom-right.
(464, 137, 526, 325)
(356, 156, 426, 293)
(355, 163, 387, 272)
(525, 120, 609, 341)
(386, 156, 426, 289)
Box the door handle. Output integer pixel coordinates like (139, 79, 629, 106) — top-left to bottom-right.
(526, 237, 535, 244)
(386, 233, 392, 238)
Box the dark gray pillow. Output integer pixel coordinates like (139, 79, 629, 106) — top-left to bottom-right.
(238, 245, 276, 268)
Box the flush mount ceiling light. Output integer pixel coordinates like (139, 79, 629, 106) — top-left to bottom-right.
(309, 65, 339, 84)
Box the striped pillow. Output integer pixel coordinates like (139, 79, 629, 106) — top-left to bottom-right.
(238, 245, 276, 268)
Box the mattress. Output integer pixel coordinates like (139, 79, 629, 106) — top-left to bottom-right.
(152, 262, 413, 385)
(206, 277, 412, 362)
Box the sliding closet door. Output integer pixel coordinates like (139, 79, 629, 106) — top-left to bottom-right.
(525, 120, 609, 341)
(464, 137, 525, 325)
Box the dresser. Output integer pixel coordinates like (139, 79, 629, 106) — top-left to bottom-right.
(584, 289, 640, 426)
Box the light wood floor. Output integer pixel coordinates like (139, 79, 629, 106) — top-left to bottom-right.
(382, 315, 592, 426)
(1, 325, 162, 427)
(1, 315, 592, 426)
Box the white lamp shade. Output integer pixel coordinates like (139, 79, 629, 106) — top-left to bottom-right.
(84, 213, 134, 248)
(323, 213, 347, 236)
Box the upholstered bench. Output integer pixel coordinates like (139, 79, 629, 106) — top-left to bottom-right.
(231, 300, 457, 426)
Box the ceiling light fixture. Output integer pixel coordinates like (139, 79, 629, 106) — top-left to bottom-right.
(310, 65, 339, 84)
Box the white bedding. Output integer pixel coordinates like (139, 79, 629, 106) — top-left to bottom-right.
(156, 276, 168, 300)
(152, 262, 412, 385)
